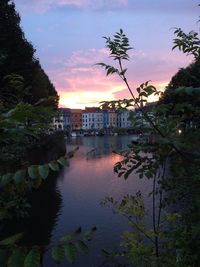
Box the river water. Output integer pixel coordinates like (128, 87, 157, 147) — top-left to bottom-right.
(43, 135, 153, 267)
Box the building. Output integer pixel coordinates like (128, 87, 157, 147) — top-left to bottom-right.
(52, 112, 63, 131)
(60, 108, 71, 132)
(108, 110, 117, 128)
(102, 110, 109, 129)
(82, 107, 103, 130)
(70, 109, 82, 130)
(117, 109, 133, 128)
(52, 107, 136, 133)
(134, 102, 158, 128)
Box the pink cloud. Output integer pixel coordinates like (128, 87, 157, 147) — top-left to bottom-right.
(65, 48, 109, 66)
(45, 47, 192, 109)
(49, 48, 124, 94)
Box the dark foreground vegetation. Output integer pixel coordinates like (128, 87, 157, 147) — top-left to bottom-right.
(97, 24, 200, 266)
(0, 1, 96, 266)
(0, 0, 200, 266)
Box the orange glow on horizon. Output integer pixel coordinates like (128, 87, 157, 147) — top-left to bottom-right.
(58, 80, 169, 109)
(147, 81, 168, 103)
(59, 91, 115, 109)
(58, 83, 126, 109)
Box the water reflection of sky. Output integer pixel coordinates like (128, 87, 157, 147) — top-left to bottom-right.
(44, 136, 153, 267)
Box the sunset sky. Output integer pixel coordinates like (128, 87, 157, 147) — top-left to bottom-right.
(14, 0, 199, 109)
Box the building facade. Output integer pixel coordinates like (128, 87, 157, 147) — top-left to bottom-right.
(108, 110, 117, 128)
(117, 110, 133, 128)
(82, 107, 103, 130)
(53, 107, 136, 133)
(60, 108, 71, 131)
(70, 109, 82, 130)
(52, 113, 63, 131)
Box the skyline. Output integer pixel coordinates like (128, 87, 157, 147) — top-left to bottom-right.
(14, 0, 199, 109)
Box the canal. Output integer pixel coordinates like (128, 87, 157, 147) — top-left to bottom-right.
(43, 135, 153, 266)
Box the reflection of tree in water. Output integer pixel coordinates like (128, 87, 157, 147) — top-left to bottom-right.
(24, 172, 62, 247)
(2, 171, 62, 250)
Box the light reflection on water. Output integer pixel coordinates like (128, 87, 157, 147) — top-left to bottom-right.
(44, 136, 153, 267)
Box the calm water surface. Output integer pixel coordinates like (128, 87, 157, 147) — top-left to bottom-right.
(44, 135, 152, 267)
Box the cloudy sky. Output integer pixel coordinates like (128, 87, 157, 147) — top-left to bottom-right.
(14, 0, 199, 108)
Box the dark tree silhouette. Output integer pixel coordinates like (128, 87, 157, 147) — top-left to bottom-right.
(0, 0, 58, 108)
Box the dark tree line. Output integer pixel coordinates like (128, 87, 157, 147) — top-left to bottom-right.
(162, 59, 200, 104)
(0, 0, 58, 109)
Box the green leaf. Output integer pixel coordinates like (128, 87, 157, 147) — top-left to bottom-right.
(101, 249, 111, 257)
(24, 248, 40, 267)
(0, 249, 9, 267)
(8, 248, 27, 267)
(0, 233, 23, 246)
(57, 157, 68, 166)
(83, 227, 97, 242)
(48, 162, 60, 172)
(0, 173, 13, 187)
(60, 234, 72, 243)
(38, 164, 49, 179)
(75, 240, 88, 253)
(64, 243, 76, 264)
(28, 166, 38, 179)
(13, 169, 26, 184)
(51, 246, 65, 263)
(60, 227, 81, 243)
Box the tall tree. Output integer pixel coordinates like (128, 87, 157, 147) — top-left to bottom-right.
(0, 0, 58, 108)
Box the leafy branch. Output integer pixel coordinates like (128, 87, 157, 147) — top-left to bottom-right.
(0, 226, 97, 267)
(172, 28, 200, 60)
(97, 29, 193, 160)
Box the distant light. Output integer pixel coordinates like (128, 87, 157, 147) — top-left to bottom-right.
(178, 129, 182, 134)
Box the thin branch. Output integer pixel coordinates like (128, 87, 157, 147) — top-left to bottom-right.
(152, 172, 159, 258)
(122, 213, 156, 245)
(117, 58, 191, 161)
(157, 161, 166, 230)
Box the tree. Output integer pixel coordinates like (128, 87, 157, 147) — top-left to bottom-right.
(98, 28, 200, 267)
(162, 61, 200, 105)
(0, 0, 58, 109)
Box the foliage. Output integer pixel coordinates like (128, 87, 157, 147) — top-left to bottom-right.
(162, 27, 200, 105)
(172, 28, 200, 60)
(97, 27, 200, 267)
(0, 72, 88, 265)
(0, 2, 95, 267)
(0, 0, 58, 109)
(0, 226, 96, 267)
(161, 61, 200, 105)
(166, 62, 200, 91)
(0, 89, 57, 171)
